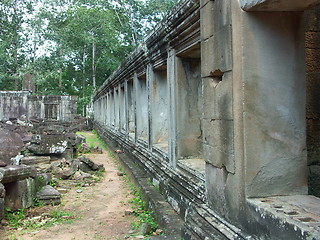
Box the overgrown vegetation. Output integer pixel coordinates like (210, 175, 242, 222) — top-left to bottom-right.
(117, 166, 158, 236)
(77, 130, 107, 151)
(129, 184, 158, 234)
(0, 0, 178, 115)
(4, 207, 74, 231)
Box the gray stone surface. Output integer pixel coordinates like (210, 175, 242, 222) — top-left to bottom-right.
(0, 165, 36, 183)
(54, 168, 75, 180)
(20, 156, 51, 165)
(239, 0, 320, 11)
(36, 185, 61, 205)
(0, 128, 24, 165)
(0, 198, 4, 220)
(4, 178, 36, 210)
(27, 135, 68, 154)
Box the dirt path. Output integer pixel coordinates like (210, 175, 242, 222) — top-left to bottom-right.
(0, 132, 139, 240)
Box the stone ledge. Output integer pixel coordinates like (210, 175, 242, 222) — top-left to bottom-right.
(240, 0, 320, 11)
(0, 165, 37, 183)
(247, 195, 320, 239)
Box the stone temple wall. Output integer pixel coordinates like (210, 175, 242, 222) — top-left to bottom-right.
(0, 91, 77, 122)
(306, 5, 320, 197)
(93, 0, 320, 239)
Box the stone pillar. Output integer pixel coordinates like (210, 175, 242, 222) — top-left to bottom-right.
(133, 73, 139, 144)
(305, 6, 320, 197)
(167, 49, 177, 168)
(146, 64, 153, 150)
(124, 80, 129, 137)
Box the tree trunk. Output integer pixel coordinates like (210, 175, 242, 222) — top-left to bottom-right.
(59, 44, 63, 89)
(82, 45, 86, 90)
(92, 39, 96, 90)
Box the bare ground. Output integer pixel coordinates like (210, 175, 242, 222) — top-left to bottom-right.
(0, 132, 140, 240)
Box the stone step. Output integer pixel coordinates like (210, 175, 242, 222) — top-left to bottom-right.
(0, 165, 36, 183)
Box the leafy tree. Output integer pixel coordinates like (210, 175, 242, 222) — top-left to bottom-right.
(0, 0, 178, 114)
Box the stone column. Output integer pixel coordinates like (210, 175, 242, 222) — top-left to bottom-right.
(125, 80, 129, 137)
(167, 49, 177, 168)
(133, 73, 139, 144)
(146, 64, 154, 150)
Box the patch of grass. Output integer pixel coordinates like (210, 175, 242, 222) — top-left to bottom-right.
(128, 183, 158, 235)
(77, 131, 107, 151)
(4, 207, 74, 231)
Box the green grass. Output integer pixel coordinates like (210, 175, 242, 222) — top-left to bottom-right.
(4, 207, 74, 231)
(77, 130, 107, 151)
(127, 182, 158, 235)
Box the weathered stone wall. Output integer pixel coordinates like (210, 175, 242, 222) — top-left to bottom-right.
(306, 5, 320, 197)
(0, 91, 29, 121)
(28, 95, 78, 122)
(0, 92, 78, 122)
(93, 0, 320, 239)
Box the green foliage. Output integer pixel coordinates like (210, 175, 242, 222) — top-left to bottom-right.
(0, 0, 178, 114)
(129, 184, 158, 234)
(4, 207, 74, 231)
(33, 197, 45, 207)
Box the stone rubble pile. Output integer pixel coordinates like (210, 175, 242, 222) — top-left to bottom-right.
(0, 118, 103, 221)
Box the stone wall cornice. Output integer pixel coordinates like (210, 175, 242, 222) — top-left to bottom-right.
(94, 0, 200, 101)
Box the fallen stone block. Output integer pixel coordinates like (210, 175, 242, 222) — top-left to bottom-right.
(0, 128, 24, 165)
(36, 185, 61, 205)
(91, 146, 103, 154)
(27, 135, 68, 155)
(20, 156, 51, 165)
(54, 168, 75, 180)
(71, 159, 80, 171)
(79, 156, 104, 171)
(0, 165, 36, 183)
(0, 198, 4, 220)
(0, 184, 5, 198)
(79, 162, 92, 173)
(0, 161, 7, 167)
(78, 143, 91, 153)
(4, 178, 36, 210)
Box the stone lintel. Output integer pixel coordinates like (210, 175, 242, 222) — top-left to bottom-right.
(240, 0, 320, 11)
(0, 165, 36, 183)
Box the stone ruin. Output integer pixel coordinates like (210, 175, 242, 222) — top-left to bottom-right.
(0, 118, 103, 220)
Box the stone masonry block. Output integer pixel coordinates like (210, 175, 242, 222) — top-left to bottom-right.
(200, 0, 212, 8)
(306, 72, 320, 119)
(201, 26, 232, 77)
(306, 32, 320, 49)
(200, 0, 231, 40)
(4, 178, 36, 210)
(305, 6, 320, 32)
(203, 72, 233, 120)
(205, 163, 227, 216)
(0, 165, 36, 184)
(309, 165, 320, 197)
(307, 119, 320, 165)
(0, 183, 5, 198)
(203, 119, 235, 173)
(0, 198, 4, 220)
(306, 48, 320, 73)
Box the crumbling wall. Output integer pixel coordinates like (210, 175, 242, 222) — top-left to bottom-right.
(0, 92, 78, 122)
(306, 5, 320, 197)
(0, 91, 29, 121)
